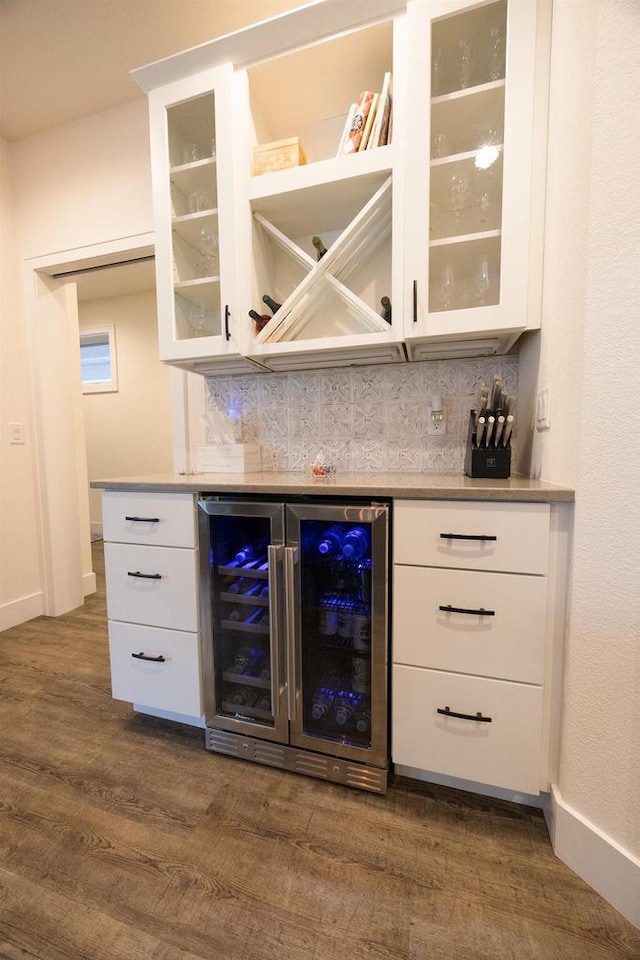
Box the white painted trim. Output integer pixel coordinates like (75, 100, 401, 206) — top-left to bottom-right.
(83, 572, 97, 597)
(22, 233, 189, 616)
(394, 764, 545, 809)
(133, 704, 205, 728)
(0, 593, 44, 633)
(548, 784, 640, 929)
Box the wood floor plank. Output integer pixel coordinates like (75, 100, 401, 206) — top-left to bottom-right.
(0, 541, 638, 960)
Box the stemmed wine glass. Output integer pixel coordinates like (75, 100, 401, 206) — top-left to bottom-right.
(197, 228, 219, 277)
(449, 172, 469, 225)
(474, 257, 491, 304)
(439, 262, 456, 309)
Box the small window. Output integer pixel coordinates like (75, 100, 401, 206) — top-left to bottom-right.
(80, 325, 118, 393)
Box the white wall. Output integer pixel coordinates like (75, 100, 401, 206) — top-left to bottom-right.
(0, 137, 43, 629)
(519, 0, 640, 921)
(79, 290, 173, 533)
(12, 98, 153, 258)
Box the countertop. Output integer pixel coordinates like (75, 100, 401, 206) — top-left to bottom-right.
(91, 471, 574, 502)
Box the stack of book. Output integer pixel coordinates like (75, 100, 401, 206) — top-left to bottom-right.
(336, 72, 392, 156)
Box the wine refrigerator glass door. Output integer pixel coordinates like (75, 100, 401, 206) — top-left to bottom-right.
(198, 500, 288, 743)
(285, 503, 389, 769)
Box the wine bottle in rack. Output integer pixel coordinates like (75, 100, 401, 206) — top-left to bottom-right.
(249, 309, 270, 332)
(380, 297, 392, 323)
(262, 294, 282, 314)
(312, 235, 328, 260)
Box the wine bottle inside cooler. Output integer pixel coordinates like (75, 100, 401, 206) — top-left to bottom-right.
(341, 526, 370, 561)
(234, 539, 267, 564)
(317, 524, 344, 557)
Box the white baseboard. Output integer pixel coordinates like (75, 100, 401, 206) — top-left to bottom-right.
(548, 784, 640, 929)
(0, 592, 44, 632)
(82, 571, 97, 597)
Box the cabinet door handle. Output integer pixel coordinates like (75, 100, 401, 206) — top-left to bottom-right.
(127, 571, 162, 580)
(440, 533, 497, 542)
(437, 706, 492, 723)
(224, 304, 230, 341)
(412, 279, 418, 323)
(131, 651, 166, 663)
(439, 604, 495, 617)
(125, 516, 160, 523)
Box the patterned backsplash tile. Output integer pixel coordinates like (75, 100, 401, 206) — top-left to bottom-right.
(203, 356, 519, 473)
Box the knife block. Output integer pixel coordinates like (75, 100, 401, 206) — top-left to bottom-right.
(464, 411, 511, 479)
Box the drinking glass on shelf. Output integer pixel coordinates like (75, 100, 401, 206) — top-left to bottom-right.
(431, 131, 449, 159)
(474, 257, 491, 303)
(479, 191, 491, 224)
(449, 172, 469, 223)
(431, 43, 444, 96)
(197, 228, 219, 276)
(188, 304, 208, 336)
(439, 262, 456, 309)
(458, 37, 473, 89)
(210, 138, 217, 161)
(488, 25, 505, 81)
(182, 142, 204, 164)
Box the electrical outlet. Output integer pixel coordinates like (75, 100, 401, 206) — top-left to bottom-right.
(9, 422, 25, 444)
(536, 387, 551, 431)
(426, 407, 447, 436)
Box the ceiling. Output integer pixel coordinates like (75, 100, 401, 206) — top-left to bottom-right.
(0, 0, 307, 142)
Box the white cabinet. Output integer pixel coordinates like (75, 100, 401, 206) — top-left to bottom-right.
(402, 0, 550, 359)
(134, 0, 550, 374)
(148, 65, 260, 374)
(103, 491, 203, 723)
(392, 499, 553, 796)
(236, 15, 406, 371)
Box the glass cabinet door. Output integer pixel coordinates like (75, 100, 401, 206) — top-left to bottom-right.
(199, 503, 288, 743)
(287, 505, 388, 768)
(403, 0, 542, 345)
(149, 64, 244, 365)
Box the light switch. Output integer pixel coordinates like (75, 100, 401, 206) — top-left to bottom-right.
(536, 387, 550, 431)
(9, 422, 25, 444)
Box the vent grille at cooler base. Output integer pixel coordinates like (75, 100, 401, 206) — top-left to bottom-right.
(205, 727, 387, 794)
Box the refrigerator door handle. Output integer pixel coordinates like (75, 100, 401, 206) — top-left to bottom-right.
(267, 544, 285, 722)
(284, 545, 299, 723)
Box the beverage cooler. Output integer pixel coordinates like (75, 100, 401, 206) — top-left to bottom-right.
(197, 498, 389, 793)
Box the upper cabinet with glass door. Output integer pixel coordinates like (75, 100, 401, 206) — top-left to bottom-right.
(237, 13, 408, 371)
(147, 65, 264, 375)
(402, 0, 550, 360)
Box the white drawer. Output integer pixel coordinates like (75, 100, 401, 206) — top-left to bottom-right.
(394, 500, 550, 575)
(392, 665, 543, 795)
(105, 542, 198, 632)
(109, 621, 202, 717)
(393, 565, 547, 684)
(102, 491, 196, 547)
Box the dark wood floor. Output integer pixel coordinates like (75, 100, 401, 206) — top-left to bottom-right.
(0, 543, 638, 960)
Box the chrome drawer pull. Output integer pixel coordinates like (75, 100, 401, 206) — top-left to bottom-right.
(125, 515, 160, 523)
(131, 652, 166, 663)
(440, 533, 497, 542)
(439, 604, 495, 617)
(437, 706, 492, 723)
(127, 571, 162, 580)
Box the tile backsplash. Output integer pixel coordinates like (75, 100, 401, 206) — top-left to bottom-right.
(203, 356, 519, 473)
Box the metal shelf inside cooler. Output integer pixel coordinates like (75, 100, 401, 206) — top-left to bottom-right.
(222, 671, 271, 690)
